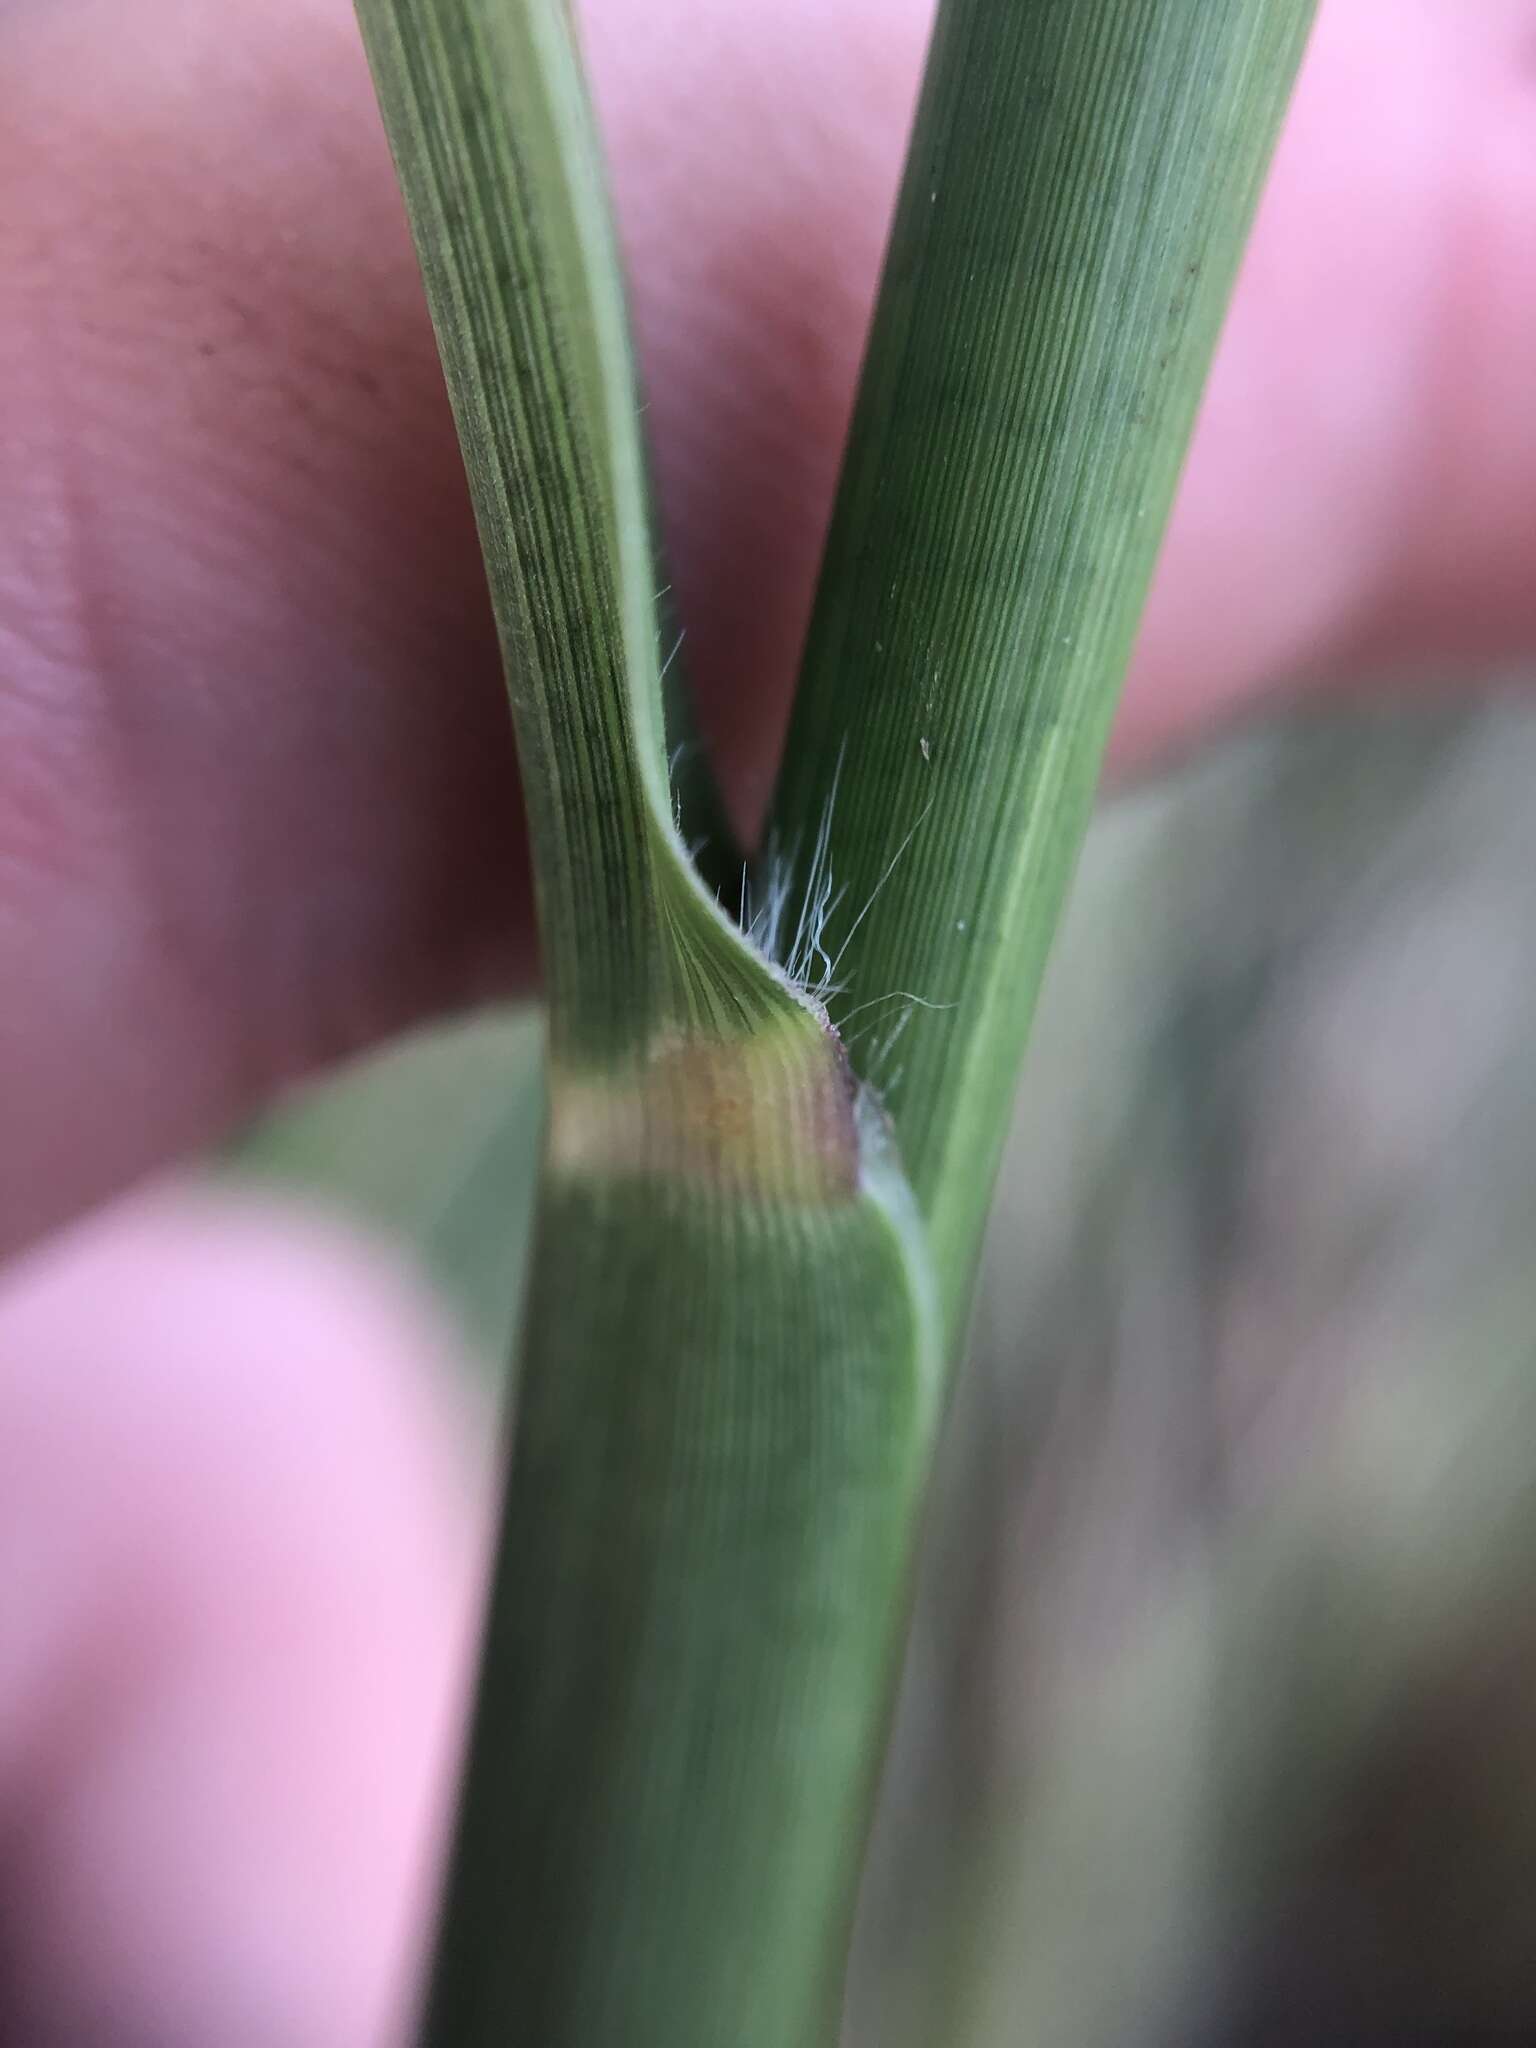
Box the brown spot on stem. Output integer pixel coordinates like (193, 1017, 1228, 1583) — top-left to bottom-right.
(548, 1018, 859, 1205)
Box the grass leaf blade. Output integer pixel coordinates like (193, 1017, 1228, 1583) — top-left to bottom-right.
(768, 0, 1317, 1348)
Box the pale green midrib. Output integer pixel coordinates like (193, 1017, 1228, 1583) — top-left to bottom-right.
(765, 0, 1316, 1346)
(359, 0, 804, 1056)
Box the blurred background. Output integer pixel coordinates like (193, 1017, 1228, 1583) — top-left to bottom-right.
(232, 686, 1536, 2044)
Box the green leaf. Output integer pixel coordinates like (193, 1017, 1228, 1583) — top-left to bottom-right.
(355, 0, 1313, 2035)
(766, 0, 1317, 1350)
(353, 1, 942, 2040)
(355, 0, 778, 1054)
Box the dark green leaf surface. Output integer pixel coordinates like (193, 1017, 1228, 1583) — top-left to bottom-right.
(767, 0, 1316, 1348)
(357, 0, 790, 1055)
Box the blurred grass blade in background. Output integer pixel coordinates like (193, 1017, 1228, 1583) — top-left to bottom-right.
(352, 0, 1314, 2041)
(228, 1007, 544, 1363)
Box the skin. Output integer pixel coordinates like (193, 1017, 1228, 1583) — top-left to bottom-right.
(0, 0, 1533, 2037)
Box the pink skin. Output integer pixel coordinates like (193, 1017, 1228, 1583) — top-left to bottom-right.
(0, 1197, 489, 2048)
(0, 0, 1533, 2037)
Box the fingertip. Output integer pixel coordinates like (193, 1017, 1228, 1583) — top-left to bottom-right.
(1118, 0, 1536, 769)
(0, 1185, 494, 2046)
